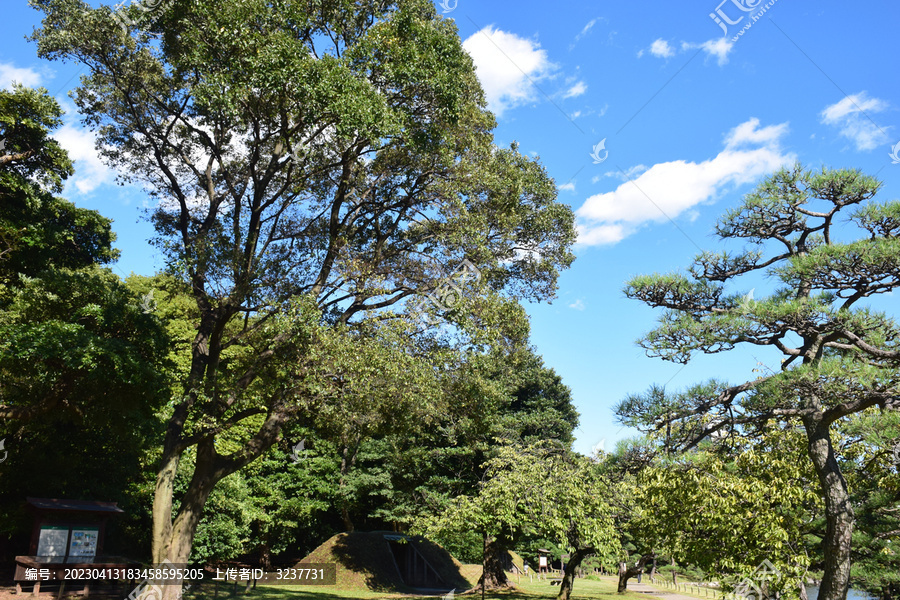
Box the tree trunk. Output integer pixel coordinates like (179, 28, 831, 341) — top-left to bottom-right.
(649, 555, 657, 578)
(338, 440, 359, 532)
(557, 548, 592, 600)
(804, 417, 853, 600)
(149, 385, 289, 600)
(151, 452, 179, 564)
(145, 250, 292, 600)
(477, 535, 509, 590)
(153, 420, 290, 599)
(151, 439, 226, 600)
(261, 544, 272, 572)
(618, 554, 655, 593)
(341, 506, 354, 532)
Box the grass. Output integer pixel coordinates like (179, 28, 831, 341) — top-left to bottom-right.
(181, 574, 649, 600)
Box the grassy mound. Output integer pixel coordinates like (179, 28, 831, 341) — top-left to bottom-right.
(296, 531, 472, 593)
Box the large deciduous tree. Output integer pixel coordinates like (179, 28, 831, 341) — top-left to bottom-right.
(30, 0, 576, 588)
(630, 430, 818, 598)
(617, 165, 900, 600)
(418, 444, 619, 600)
(364, 346, 580, 537)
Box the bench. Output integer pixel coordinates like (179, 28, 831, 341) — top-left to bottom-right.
(550, 578, 563, 586)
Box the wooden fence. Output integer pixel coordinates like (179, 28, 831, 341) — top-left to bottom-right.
(649, 577, 728, 600)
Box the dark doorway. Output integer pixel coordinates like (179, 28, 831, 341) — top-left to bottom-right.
(386, 538, 445, 588)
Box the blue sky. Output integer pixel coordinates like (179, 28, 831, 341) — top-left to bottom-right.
(2, 0, 899, 456)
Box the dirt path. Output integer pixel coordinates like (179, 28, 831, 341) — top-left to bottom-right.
(625, 580, 706, 600)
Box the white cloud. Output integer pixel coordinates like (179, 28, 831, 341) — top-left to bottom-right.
(682, 39, 734, 65)
(642, 38, 733, 65)
(54, 99, 120, 195)
(569, 299, 585, 311)
(463, 26, 555, 117)
(576, 118, 794, 246)
(820, 92, 891, 151)
(558, 182, 576, 193)
(725, 119, 790, 149)
(821, 93, 888, 122)
(571, 18, 604, 50)
(604, 164, 649, 182)
(578, 224, 627, 246)
(564, 81, 587, 99)
(649, 39, 675, 59)
(0, 62, 44, 88)
(577, 19, 598, 41)
(571, 110, 583, 119)
(55, 121, 119, 195)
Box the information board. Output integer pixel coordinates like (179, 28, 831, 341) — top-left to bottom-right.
(68, 528, 99, 561)
(36, 527, 70, 562)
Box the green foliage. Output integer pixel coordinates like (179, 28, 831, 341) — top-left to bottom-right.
(0, 85, 169, 425)
(0, 83, 73, 194)
(189, 341, 584, 563)
(418, 444, 620, 560)
(29, 0, 575, 325)
(0, 85, 116, 284)
(328, 346, 580, 536)
(188, 472, 255, 564)
(0, 267, 170, 418)
(499, 351, 579, 446)
(632, 430, 818, 596)
(0, 86, 170, 561)
(29, 0, 578, 572)
(617, 165, 900, 600)
(836, 410, 900, 598)
(0, 400, 161, 555)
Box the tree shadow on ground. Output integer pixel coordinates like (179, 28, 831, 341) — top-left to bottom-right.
(184, 582, 549, 599)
